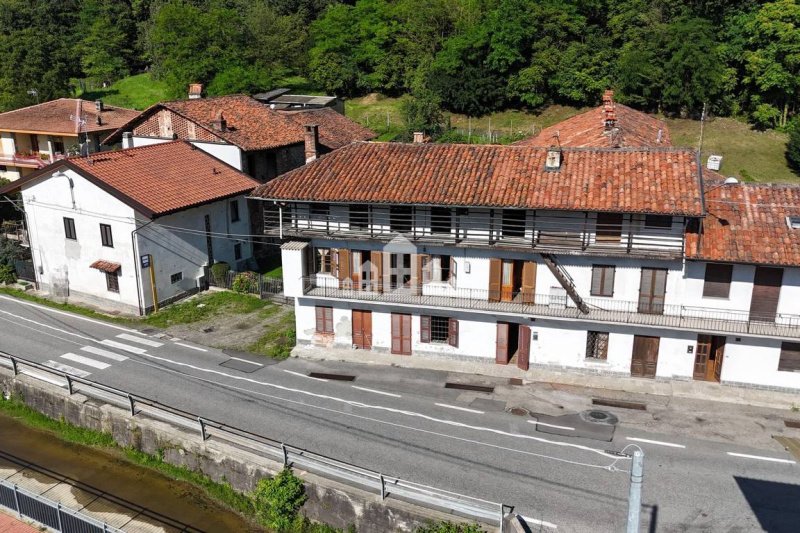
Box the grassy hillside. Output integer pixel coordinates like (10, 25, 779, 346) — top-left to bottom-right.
(78, 73, 170, 110)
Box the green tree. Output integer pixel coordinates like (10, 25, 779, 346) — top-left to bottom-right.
(786, 116, 800, 172)
(76, 0, 135, 84)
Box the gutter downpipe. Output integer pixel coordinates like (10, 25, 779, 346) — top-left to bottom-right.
(277, 202, 283, 239)
(131, 218, 156, 316)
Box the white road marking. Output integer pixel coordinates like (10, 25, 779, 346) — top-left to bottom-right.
(626, 437, 685, 449)
(20, 369, 68, 387)
(99, 339, 147, 354)
(60, 353, 110, 370)
(227, 356, 263, 366)
(435, 403, 485, 414)
(283, 369, 328, 381)
(42, 360, 91, 378)
(81, 346, 128, 362)
(528, 420, 575, 431)
(351, 386, 402, 398)
(0, 295, 140, 333)
(173, 342, 207, 352)
(519, 515, 558, 530)
(726, 452, 796, 464)
(0, 309, 95, 342)
(116, 333, 163, 348)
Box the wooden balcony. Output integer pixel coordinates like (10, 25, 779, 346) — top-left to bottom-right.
(300, 276, 800, 339)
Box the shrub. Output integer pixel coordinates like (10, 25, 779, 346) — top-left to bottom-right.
(251, 468, 307, 532)
(231, 271, 259, 294)
(416, 522, 485, 533)
(0, 264, 15, 284)
(210, 261, 230, 285)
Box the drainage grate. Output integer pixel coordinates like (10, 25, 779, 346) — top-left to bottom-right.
(309, 372, 355, 381)
(592, 398, 647, 411)
(444, 382, 495, 393)
(785, 419, 800, 429)
(508, 378, 524, 386)
(507, 407, 530, 417)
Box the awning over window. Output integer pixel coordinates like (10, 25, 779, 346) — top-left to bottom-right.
(90, 260, 121, 273)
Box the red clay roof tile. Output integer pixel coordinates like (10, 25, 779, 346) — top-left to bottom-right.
(0, 99, 139, 135)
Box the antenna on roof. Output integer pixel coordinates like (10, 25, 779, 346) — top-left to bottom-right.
(698, 102, 707, 154)
(552, 131, 562, 149)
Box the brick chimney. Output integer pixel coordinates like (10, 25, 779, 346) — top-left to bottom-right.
(211, 110, 227, 132)
(603, 89, 617, 130)
(304, 124, 319, 163)
(188, 83, 203, 99)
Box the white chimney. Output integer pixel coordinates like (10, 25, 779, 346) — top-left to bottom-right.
(545, 146, 562, 170)
(304, 124, 319, 163)
(122, 132, 133, 149)
(413, 131, 425, 143)
(95, 99, 104, 113)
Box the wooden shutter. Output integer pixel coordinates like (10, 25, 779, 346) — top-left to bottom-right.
(324, 308, 333, 333)
(703, 264, 733, 298)
(448, 318, 459, 347)
(315, 306, 324, 332)
(521, 261, 536, 304)
(495, 323, 509, 364)
(749, 267, 783, 322)
(413, 254, 427, 295)
(353, 310, 364, 347)
(421, 256, 432, 283)
(337, 249, 351, 289)
(371, 250, 383, 292)
(488, 258, 502, 302)
(638, 268, 666, 314)
(391, 314, 402, 354)
(449, 257, 457, 287)
(778, 342, 800, 372)
(420, 315, 431, 343)
(517, 325, 531, 370)
(591, 265, 615, 297)
(316, 306, 332, 333)
(331, 249, 339, 278)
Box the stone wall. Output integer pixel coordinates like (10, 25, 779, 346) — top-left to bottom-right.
(0, 368, 483, 532)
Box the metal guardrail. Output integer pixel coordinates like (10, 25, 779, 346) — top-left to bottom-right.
(0, 477, 125, 533)
(0, 352, 509, 529)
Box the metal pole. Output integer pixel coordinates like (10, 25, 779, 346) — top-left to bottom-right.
(198, 417, 207, 441)
(65, 374, 73, 395)
(13, 484, 21, 518)
(57, 503, 63, 532)
(380, 474, 385, 500)
(127, 394, 135, 416)
(282, 444, 288, 467)
(11, 357, 18, 376)
(626, 450, 644, 533)
(148, 254, 159, 313)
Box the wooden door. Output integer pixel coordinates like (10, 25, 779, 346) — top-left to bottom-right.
(391, 313, 411, 355)
(337, 249, 351, 289)
(638, 268, 667, 315)
(496, 323, 510, 364)
(352, 310, 372, 350)
(631, 335, 659, 378)
(749, 267, 783, 322)
(488, 258, 502, 302)
(370, 251, 383, 293)
(521, 262, 536, 304)
(517, 325, 531, 370)
(501, 260, 515, 302)
(693, 335, 712, 380)
(712, 337, 725, 382)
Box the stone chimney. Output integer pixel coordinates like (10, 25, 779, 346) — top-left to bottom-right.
(413, 131, 425, 144)
(95, 99, 104, 113)
(188, 83, 203, 99)
(122, 132, 133, 149)
(211, 110, 227, 132)
(603, 89, 617, 130)
(304, 124, 320, 163)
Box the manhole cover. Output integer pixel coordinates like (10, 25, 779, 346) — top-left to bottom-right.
(579, 409, 619, 426)
(507, 407, 530, 416)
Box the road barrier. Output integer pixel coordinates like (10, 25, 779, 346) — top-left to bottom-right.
(0, 351, 510, 529)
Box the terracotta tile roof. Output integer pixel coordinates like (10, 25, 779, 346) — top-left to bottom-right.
(0, 141, 260, 218)
(0, 99, 139, 136)
(90, 260, 121, 273)
(686, 183, 800, 267)
(104, 95, 374, 151)
(515, 103, 671, 149)
(252, 142, 705, 216)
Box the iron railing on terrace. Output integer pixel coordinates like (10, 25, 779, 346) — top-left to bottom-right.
(262, 204, 686, 258)
(0, 152, 65, 169)
(301, 276, 800, 339)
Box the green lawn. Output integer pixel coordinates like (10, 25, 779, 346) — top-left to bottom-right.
(78, 73, 170, 110)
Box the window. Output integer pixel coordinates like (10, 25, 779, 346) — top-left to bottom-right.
(30, 135, 39, 153)
(310, 203, 329, 218)
(230, 200, 240, 222)
(422, 255, 455, 284)
(431, 207, 452, 235)
(316, 248, 332, 274)
(501, 209, 526, 238)
(644, 215, 672, 229)
(63, 217, 76, 240)
(596, 212, 623, 242)
(586, 331, 609, 360)
(591, 265, 615, 297)
(105, 271, 119, 293)
(99, 223, 113, 247)
(234, 242, 242, 261)
(170, 272, 183, 284)
(51, 137, 64, 155)
(349, 205, 369, 230)
(703, 263, 733, 298)
(787, 216, 800, 230)
(0, 165, 7, 172)
(420, 315, 458, 347)
(315, 306, 334, 334)
(778, 342, 800, 372)
(390, 206, 412, 233)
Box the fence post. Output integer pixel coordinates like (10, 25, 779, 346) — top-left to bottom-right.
(626, 450, 644, 533)
(11, 357, 18, 376)
(57, 503, 64, 532)
(380, 474, 385, 500)
(13, 484, 21, 518)
(127, 394, 135, 416)
(198, 417, 207, 441)
(65, 374, 73, 395)
(499, 503, 505, 533)
(282, 444, 288, 467)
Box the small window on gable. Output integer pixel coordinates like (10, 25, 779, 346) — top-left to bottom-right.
(170, 272, 183, 284)
(349, 205, 369, 230)
(644, 215, 672, 229)
(787, 216, 800, 230)
(230, 199, 240, 222)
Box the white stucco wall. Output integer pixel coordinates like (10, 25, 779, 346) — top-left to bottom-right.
(721, 336, 800, 389)
(189, 141, 243, 171)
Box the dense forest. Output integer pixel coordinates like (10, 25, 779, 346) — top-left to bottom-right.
(1, 0, 799, 131)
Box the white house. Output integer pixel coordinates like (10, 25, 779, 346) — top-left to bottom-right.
(251, 139, 800, 393)
(0, 141, 260, 315)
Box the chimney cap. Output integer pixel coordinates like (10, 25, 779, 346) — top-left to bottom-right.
(545, 145, 563, 171)
(188, 83, 203, 99)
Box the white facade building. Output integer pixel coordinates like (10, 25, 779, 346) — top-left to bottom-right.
(255, 141, 800, 393)
(0, 141, 259, 314)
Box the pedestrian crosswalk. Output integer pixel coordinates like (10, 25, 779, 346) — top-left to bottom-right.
(41, 333, 155, 378)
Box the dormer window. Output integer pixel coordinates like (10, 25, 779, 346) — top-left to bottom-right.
(787, 216, 800, 230)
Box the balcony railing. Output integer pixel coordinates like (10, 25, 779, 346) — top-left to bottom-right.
(0, 152, 65, 169)
(263, 205, 685, 258)
(300, 276, 800, 338)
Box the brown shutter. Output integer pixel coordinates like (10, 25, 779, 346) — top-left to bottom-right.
(331, 249, 339, 278)
(521, 261, 536, 304)
(337, 249, 351, 289)
(517, 325, 531, 370)
(449, 257, 457, 287)
(324, 307, 333, 333)
(488, 258, 502, 302)
(749, 267, 783, 322)
(638, 268, 666, 314)
(496, 323, 509, 364)
(420, 315, 431, 343)
(414, 254, 427, 295)
(591, 265, 615, 297)
(703, 264, 733, 298)
(779, 342, 800, 372)
(371, 250, 383, 292)
(448, 318, 459, 347)
(315, 306, 324, 333)
(391, 314, 402, 354)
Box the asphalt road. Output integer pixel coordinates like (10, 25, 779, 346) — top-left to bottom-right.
(0, 294, 798, 532)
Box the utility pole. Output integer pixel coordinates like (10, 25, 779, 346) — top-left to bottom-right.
(148, 254, 159, 313)
(698, 102, 707, 155)
(626, 449, 644, 533)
